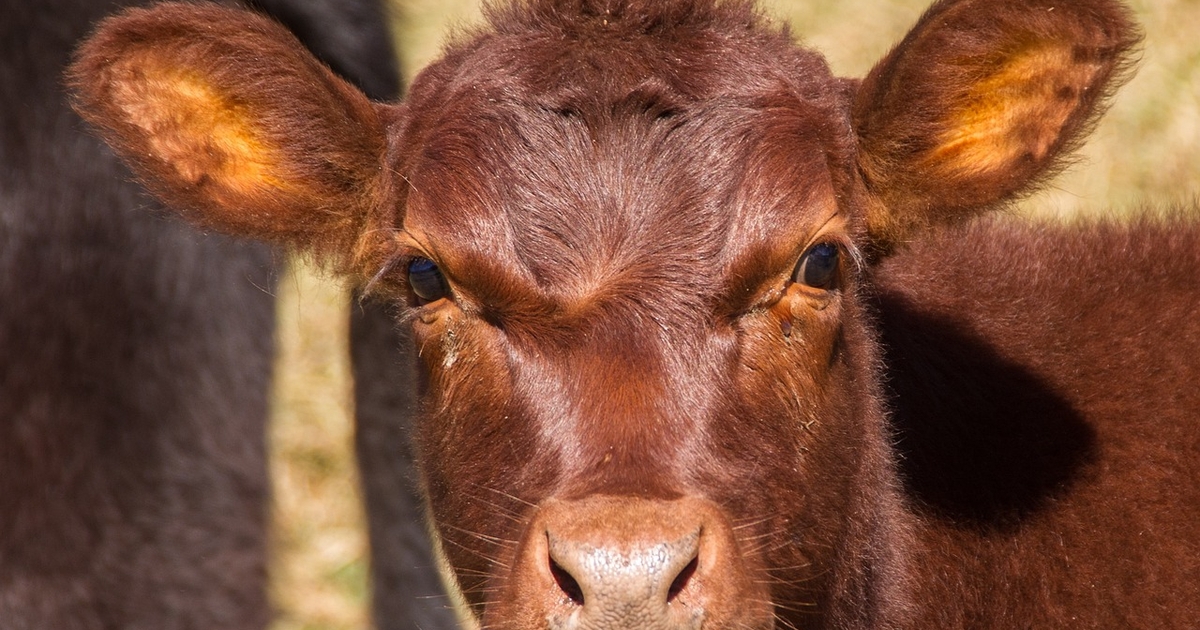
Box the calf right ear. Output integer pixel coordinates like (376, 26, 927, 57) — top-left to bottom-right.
(68, 2, 392, 262)
(852, 0, 1140, 251)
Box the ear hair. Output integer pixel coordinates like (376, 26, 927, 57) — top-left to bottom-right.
(852, 0, 1141, 251)
(68, 2, 393, 266)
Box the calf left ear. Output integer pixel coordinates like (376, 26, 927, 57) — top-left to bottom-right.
(852, 0, 1140, 250)
(67, 2, 391, 263)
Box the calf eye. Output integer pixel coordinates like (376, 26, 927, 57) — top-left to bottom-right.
(793, 242, 840, 290)
(407, 257, 450, 303)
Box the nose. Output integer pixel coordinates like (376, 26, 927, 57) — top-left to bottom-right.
(547, 523, 701, 628)
(495, 495, 772, 630)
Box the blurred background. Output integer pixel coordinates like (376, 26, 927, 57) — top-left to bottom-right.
(267, 1, 1200, 628)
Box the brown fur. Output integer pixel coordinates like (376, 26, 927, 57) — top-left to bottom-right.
(877, 215, 1200, 627)
(68, 0, 1197, 628)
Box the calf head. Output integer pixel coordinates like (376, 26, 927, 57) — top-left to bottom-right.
(69, 0, 1138, 627)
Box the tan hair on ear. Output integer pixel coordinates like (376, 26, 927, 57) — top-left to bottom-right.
(106, 57, 291, 201)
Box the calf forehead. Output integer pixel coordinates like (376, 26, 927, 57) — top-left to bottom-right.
(399, 35, 849, 325)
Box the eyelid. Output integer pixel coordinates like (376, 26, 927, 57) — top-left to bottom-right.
(393, 228, 441, 262)
(392, 231, 454, 286)
(799, 210, 846, 250)
(390, 236, 490, 315)
(363, 240, 436, 299)
(727, 227, 851, 318)
(797, 213, 863, 278)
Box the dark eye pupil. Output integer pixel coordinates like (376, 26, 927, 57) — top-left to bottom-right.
(795, 242, 839, 289)
(408, 257, 449, 303)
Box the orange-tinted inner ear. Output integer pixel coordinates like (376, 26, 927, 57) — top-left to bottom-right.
(106, 56, 293, 204)
(852, 0, 1140, 254)
(925, 39, 1107, 180)
(69, 1, 398, 276)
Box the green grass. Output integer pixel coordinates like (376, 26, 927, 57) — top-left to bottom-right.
(268, 2, 1200, 628)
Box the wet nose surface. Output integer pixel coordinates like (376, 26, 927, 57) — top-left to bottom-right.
(492, 495, 774, 630)
(546, 527, 702, 629)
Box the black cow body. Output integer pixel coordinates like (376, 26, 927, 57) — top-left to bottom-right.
(0, 1, 452, 627)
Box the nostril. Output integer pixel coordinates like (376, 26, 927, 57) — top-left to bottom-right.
(511, 499, 764, 628)
(549, 557, 585, 606)
(667, 555, 698, 603)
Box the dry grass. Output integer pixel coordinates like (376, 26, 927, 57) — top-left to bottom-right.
(267, 2, 1200, 629)
(268, 259, 365, 630)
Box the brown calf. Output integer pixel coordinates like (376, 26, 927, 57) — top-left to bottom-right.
(68, 0, 1198, 628)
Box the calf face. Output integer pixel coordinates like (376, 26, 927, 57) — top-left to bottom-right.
(68, 0, 1140, 627)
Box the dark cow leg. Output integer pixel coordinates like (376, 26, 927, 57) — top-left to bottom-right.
(352, 299, 461, 630)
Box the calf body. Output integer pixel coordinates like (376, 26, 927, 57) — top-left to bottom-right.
(880, 217, 1200, 627)
(68, 0, 1197, 628)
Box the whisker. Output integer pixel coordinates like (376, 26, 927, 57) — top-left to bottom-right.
(769, 599, 819, 613)
(736, 530, 778, 541)
(732, 514, 778, 530)
(763, 563, 813, 572)
(461, 494, 526, 524)
(439, 534, 509, 568)
(772, 611, 804, 630)
(452, 564, 495, 574)
(472, 483, 537, 508)
(442, 522, 518, 546)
